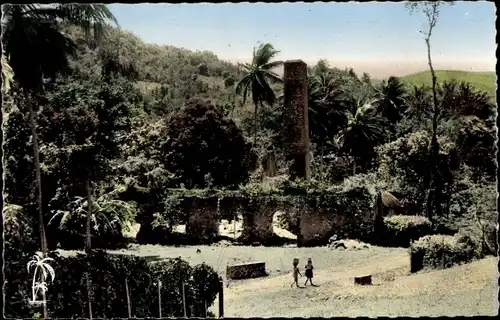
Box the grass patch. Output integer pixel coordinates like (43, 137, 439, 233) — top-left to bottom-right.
(401, 70, 496, 99)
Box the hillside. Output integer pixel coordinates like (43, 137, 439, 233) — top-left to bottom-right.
(401, 70, 496, 98)
(63, 24, 241, 109)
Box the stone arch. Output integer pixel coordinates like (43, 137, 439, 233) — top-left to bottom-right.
(237, 198, 286, 245)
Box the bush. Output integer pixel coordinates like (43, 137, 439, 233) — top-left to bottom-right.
(4, 204, 39, 251)
(198, 63, 209, 76)
(4, 205, 39, 318)
(383, 215, 433, 247)
(48, 196, 136, 250)
(224, 76, 236, 88)
(5, 250, 221, 318)
(409, 234, 483, 273)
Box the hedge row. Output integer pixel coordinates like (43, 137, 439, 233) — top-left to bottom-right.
(409, 234, 483, 273)
(5, 249, 221, 318)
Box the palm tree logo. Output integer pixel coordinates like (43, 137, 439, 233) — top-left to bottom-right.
(27, 253, 56, 305)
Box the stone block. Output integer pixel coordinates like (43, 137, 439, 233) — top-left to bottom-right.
(226, 261, 267, 280)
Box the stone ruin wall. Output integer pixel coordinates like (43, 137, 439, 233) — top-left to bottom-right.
(184, 196, 281, 245)
(239, 203, 281, 245)
(183, 197, 375, 246)
(184, 196, 220, 242)
(298, 204, 376, 247)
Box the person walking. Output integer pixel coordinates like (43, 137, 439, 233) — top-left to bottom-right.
(304, 258, 314, 286)
(291, 258, 302, 288)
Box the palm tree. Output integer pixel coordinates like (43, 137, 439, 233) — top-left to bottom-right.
(372, 76, 407, 124)
(27, 253, 56, 304)
(307, 72, 349, 148)
(235, 42, 283, 145)
(335, 100, 388, 174)
(404, 84, 432, 119)
(2, 4, 118, 257)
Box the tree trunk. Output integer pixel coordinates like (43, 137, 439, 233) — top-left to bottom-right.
(86, 273, 93, 319)
(253, 101, 259, 146)
(85, 179, 92, 254)
(424, 36, 440, 223)
(28, 102, 49, 256)
(125, 277, 132, 318)
(0, 85, 3, 315)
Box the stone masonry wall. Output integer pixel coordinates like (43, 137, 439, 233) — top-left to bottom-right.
(185, 197, 220, 242)
(298, 206, 375, 247)
(239, 202, 281, 245)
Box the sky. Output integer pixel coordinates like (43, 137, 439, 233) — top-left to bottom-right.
(108, 2, 496, 78)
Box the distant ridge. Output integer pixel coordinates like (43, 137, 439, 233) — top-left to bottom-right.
(400, 70, 496, 98)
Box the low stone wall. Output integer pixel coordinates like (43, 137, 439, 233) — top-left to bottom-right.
(184, 196, 220, 242)
(226, 261, 267, 280)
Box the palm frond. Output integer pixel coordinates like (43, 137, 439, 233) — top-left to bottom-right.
(261, 60, 284, 71)
(254, 42, 280, 67)
(261, 69, 283, 84)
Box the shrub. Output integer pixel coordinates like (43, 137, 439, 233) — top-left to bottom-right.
(221, 70, 231, 79)
(5, 250, 221, 318)
(383, 215, 432, 247)
(198, 63, 209, 76)
(4, 205, 39, 318)
(48, 196, 136, 249)
(224, 76, 236, 88)
(4, 204, 39, 251)
(409, 234, 483, 273)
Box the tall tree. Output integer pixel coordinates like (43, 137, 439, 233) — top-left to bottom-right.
(312, 58, 330, 75)
(335, 100, 388, 174)
(235, 42, 283, 145)
(307, 72, 349, 148)
(406, 1, 453, 222)
(372, 76, 407, 125)
(1, 4, 118, 258)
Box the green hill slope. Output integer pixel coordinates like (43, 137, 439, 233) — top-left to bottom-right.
(63, 25, 241, 108)
(401, 70, 496, 98)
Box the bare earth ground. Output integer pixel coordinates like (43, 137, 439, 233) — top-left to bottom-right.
(61, 220, 498, 317)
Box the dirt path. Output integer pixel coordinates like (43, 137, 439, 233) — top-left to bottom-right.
(215, 256, 498, 317)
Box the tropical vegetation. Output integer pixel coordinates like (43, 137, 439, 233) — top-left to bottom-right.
(2, 3, 496, 318)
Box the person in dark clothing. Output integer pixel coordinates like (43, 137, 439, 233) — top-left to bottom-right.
(304, 258, 314, 286)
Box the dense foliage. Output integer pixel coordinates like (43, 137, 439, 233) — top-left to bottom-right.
(5, 248, 220, 318)
(409, 233, 483, 273)
(164, 98, 256, 189)
(2, 4, 497, 317)
(382, 215, 433, 247)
